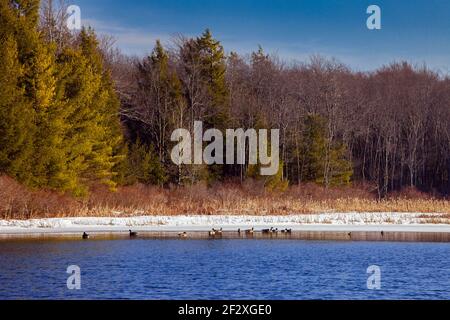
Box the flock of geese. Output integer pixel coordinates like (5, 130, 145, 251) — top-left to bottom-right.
(191, 227, 293, 238)
(82, 230, 137, 240)
(80, 228, 293, 239)
(81, 229, 386, 239)
(239, 227, 293, 235)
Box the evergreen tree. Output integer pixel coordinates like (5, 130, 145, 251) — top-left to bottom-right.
(0, 0, 67, 189)
(148, 40, 184, 182)
(137, 40, 183, 171)
(28, 41, 67, 189)
(54, 46, 101, 195)
(195, 30, 231, 182)
(195, 29, 230, 129)
(300, 115, 353, 186)
(1, 3, 125, 196)
(125, 139, 167, 186)
(300, 115, 328, 183)
(75, 28, 125, 192)
(10, 0, 74, 191)
(0, 35, 35, 181)
(247, 161, 289, 192)
(326, 142, 353, 186)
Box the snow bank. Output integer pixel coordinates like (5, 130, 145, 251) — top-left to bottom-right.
(0, 212, 449, 234)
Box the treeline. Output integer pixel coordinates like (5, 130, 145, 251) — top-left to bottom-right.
(117, 38, 450, 196)
(1, 0, 449, 197)
(117, 37, 355, 190)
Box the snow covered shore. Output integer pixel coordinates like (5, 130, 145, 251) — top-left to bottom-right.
(1, 212, 449, 234)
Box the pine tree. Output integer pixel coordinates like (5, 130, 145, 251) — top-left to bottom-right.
(0, 3, 126, 195)
(10, 0, 72, 190)
(326, 142, 353, 186)
(28, 41, 68, 190)
(53, 46, 99, 195)
(193, 30, 230, 182)
(300, 115, 328, 183)
(0, 0, 68, 189)
(247, 161, 289, 192)
(149, 40, 185, 182)
(125, 139, 167, 186)
(73, 28, 125, 192)
(300, 115, 353, 186)
(265, 161, 289, 192)
(0, 35, 35, 181)
(138, 40, 183, 170)
(196, 29, 230, 129)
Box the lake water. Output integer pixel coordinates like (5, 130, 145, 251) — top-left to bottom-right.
(0, 239, 449, 300)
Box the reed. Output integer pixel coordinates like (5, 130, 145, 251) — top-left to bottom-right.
(1, 176, 448, 219)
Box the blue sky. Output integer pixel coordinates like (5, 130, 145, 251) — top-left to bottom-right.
(74, 0, 450, 72)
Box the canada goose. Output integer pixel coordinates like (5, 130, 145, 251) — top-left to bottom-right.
(381, 231, 385, 237)
(262, 228, 271, 234)
(237, 228, 241, 234)
(129, 230, 138, 237)
(245, 227, 254, 234)
(216, 228, 223, 235)
(209, 229, 216, 236)
(286, 229, 292, 234)
(271, 228, 279, 234)
(348, 232, 352, 237)
(178, 232, 188, 238)
(82, 232, 89, 239)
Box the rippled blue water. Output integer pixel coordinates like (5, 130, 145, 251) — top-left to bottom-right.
(0, 239, 449, 300)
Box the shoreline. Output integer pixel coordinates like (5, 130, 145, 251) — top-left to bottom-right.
(1, 213, 450, 240)
(2, 223, 450, 235)
(1, 226, 450, 243)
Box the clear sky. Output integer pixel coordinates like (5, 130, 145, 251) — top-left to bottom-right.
(74, 0, 450, 72)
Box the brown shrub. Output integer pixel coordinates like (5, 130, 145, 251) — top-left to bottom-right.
(286, 182, 376, 201)
(387, 186, 434, 200)
(0, 175, 81, 219)
(0, 176, 30, 219)
(0, 175, 449, 219)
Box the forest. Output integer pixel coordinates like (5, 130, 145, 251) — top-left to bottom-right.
(0, 1, 449, 218)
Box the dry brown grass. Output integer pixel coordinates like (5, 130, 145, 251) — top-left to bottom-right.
(0, 175, 449, 220)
